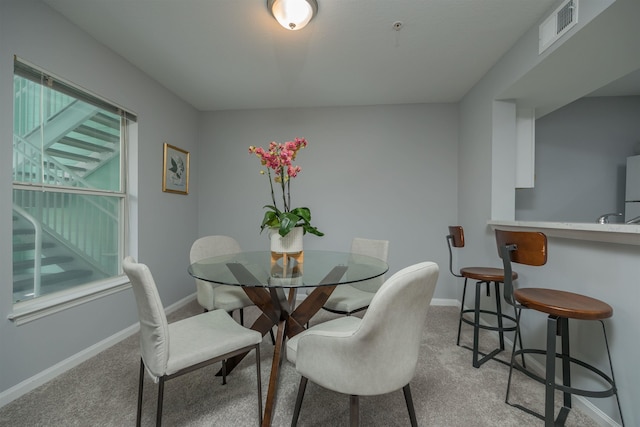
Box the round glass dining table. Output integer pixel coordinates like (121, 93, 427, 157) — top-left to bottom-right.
(188, 249, 388, 288)
(188, 250, 388, 427)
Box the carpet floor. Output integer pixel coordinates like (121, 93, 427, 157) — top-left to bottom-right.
(0, 301, 599, 426)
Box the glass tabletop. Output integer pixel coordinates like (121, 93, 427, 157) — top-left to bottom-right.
(188, 250, 389, 288)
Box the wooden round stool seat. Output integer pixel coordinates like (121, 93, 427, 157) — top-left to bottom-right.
(496, 229, 624, 426)
(460, 267, 517, 283)
(514, 288, 612, 320)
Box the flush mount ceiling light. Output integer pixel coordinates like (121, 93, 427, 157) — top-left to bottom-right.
(268, 0, 318, 31)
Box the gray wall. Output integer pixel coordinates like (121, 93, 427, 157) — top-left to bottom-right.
(460, 0, 640, 425)
(516, 96, 640, 222)
(196, 104, 460, 299)
(2, 0, 639, 425)
(0, 0, 200, 395)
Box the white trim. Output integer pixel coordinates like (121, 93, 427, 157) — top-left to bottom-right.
(488, 220, 640, 245)
(430, 298, 459, 307)
(9, 276, 131, 325)
(0, 294, 196, 409)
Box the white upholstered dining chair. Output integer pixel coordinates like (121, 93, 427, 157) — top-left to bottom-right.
(322, 237, 390, 316)
(123, 256, 263, 427)
(287, 261, 439, 427)
(190, 235, 255, 324)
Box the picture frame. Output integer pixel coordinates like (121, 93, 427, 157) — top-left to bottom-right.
(162, 143, 190, 195)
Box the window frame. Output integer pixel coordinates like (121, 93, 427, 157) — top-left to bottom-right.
(10, 57, 138, 325)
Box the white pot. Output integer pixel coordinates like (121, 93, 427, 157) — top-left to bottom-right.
(269, 226, 303, 253)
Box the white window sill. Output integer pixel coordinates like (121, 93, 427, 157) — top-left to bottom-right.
(8, 275, 131, 326)
(488, 220, 640, 245)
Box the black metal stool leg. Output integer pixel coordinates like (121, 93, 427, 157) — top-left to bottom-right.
(494, 281, 505, 350)
(457, 278, 469, 346)
(560, 318, 572, 412)
(544, 316, 557, 427)
(600, 320, 625, 426)
(505, 309, 520, 406)
(514, 305, 526, 368)
(472, 280, 482, 368)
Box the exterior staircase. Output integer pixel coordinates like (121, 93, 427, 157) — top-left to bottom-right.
(12, 76, 121, 303)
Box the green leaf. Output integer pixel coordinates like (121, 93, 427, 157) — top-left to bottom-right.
(260, 210, 279, 233)
(290, 207, 311, 223)
(279, 212, 301, 236)
(303, 224, 325, 236)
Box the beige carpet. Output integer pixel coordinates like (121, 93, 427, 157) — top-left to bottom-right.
(0, 301, 599, 426)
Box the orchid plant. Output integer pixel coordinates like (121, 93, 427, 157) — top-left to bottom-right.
(249, 137, 324, 237)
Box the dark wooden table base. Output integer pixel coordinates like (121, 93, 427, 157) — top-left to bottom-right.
(221, 262, 348, 427)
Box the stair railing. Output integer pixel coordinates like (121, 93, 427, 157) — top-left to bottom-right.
(13, 77, 120, 281)
(13, 205, 42, 298)
(13, 135, 119, 275)
(14, 77, 75, 138)
(14, 133, 88, 187)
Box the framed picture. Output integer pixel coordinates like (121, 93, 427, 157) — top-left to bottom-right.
(162, 143, 190, 195)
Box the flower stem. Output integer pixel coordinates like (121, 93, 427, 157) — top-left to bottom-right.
(286, 178, 291, 213)
(267, 169, 277, 207)
(280, 167, 289, 212)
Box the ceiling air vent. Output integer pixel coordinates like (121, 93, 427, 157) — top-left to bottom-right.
(539, 0, 578, 54)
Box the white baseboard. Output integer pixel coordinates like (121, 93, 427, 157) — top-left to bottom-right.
(430, 298, 460, 307)
(0, 293, 196, 409)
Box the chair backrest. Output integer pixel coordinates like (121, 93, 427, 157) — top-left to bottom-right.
(494, 229, 547, 304)
(190, 235, 242, 263)
(352, 262, 439, 393)
(446, 226, 464, 278)
(349, 237, 390, 293)
(190, 236, 242, 309)
(447, 225, 465, 248)
(123, 256, 169, 378)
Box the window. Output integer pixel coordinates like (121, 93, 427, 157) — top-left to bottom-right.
(12, 58, 136, 306)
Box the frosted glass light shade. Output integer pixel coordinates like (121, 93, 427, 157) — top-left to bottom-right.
(268, 0, 318, 31)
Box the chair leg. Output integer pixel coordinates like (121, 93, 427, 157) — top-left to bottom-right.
(137, 359, 144, 427)
(291, 377, 308, 427)
(403, 384, 418, 427)
(456, 278, 469, 345)
(221, 359, 227, 385)
(350, 395, 359, 427)
(240, 308, 244, 326)
(255, 346, 263, 427)
(269, 328, 276, 345)
(156, 376, 165, 427)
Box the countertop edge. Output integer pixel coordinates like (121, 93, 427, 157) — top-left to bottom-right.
(487, 220, 640, 245)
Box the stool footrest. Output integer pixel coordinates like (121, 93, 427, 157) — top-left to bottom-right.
(460, 309, 517, 333)
(511, 348, 618, 400)
(460, 344, 509, 367)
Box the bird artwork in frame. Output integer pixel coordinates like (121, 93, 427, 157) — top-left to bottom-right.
(162, 143, 190, 195)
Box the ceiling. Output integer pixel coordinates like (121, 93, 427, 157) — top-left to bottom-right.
(43, 0, 561, 111)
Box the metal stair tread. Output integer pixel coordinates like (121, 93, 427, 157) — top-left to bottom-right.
(13, 269, 93, 291)
(14, 241, 55, 251)
(13, 255, 74, 271)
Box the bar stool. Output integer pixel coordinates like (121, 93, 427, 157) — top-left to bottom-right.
(446, 226, 520, 368)
(495, 229, 624, 427)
